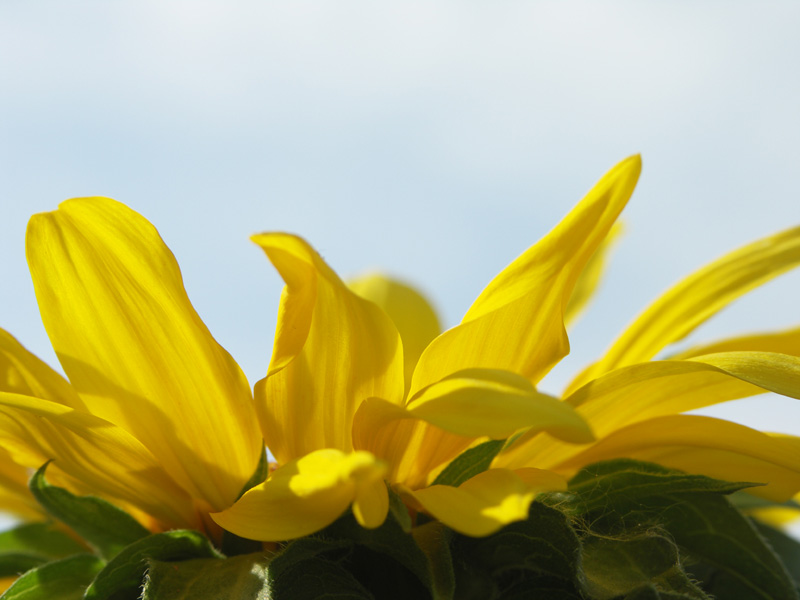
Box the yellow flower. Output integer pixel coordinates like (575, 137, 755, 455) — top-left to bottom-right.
(0, 199, 263, 532)
(215, 154, 800, 540)
(212, 156, 643, 539)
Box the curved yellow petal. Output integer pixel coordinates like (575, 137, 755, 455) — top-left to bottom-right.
(403, 468, 566, 537)
(252, 234, 404, 464)
(564, 221, 624, 328)
(497, 352, 800, 469)
(211, 449, 388, 541)
(409, 156, 641, 396)
(0, 392, 197, 529)
(553, 415, 800, 502)
(406, 369, 592, 442)
(26, 198, 261, 511)
(353, 398, 474, 490)
(348, 274, 441, 392)
(669, 325, 800, 360)
(0, 328, 81, 407)
(568, 225, 800, 393)
(353, 369, 592, 489)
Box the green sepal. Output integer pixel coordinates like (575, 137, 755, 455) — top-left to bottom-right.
(83, 529, 223, 600)
(142, 552, 376, 600)
(141, 553, 271, 600)
(319, 505, 442, 599)
(0, 554, 47, 579)
(0, 521, 88, 576)
(431, 439, 505, 487)
(663, 493, 798, 600)
(411, 522, 455, 600)
(450, 500, 582, 599)
(0, 554, 103, 600)
(752, 520, 800, 588)
(563, 459, 757, 522)
(0, 522, 86, 559)
(28, 463, 149, 560)
(387, 484, 413, 533)
(580, 532, 709, 600)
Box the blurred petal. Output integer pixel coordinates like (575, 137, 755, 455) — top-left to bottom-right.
(564, 221, 624, 328)
(0, 392, 197, 528)
(670, 325, 800, 359)
(348, 274, 441, 392)
(554, 415, 800, 502)
(0, 328, 81, 407)
(252, 234, 404, 464)
(26, 198, 261, 510)
(410, 155, 641, 395)
(497, 352, 800, 469)
(211, 449, 388, 541)
(0, 446, 42, 520)
(568, 225, 800, 393)
(403, 468, 566, 537)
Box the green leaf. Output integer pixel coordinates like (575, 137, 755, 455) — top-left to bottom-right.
(565, 459, 756, 520)
(580, 532, 709, 600)
(142, 553, 271, 600)
(0, 522, 86, 559)
(431, 440, 505, 487)
(0, 554, 103, 600)
(451, 501, 582, 598)
(83, 530, 223, 600)
(28, 463, 149, 560)
(661, 493, 798, 600)
(266, 537, 352, 584)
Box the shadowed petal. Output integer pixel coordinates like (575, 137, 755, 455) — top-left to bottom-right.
(402, 468, 566, 537)
(252, 234, 404, 464)
(26, 198, 261, 511)
(0, 392, 197, 529)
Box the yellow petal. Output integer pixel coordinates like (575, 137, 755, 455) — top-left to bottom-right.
(211, 449, 388, 541)
(406, 369, 593, 442)
(564, 221, 624, 328)
(497, 352, 800, 469)
(0, 392, 198, 529)
(348, 274, 441, 393)
(252, 234, 404, 464)
(0, 328, 81, 407)
(26, 198, 261, 511)
(568, 225, 800, 393)
(409, 156, 641, 396)
(353, 398, 475, 490)
(0, 446, 43, 520)
(669, 325, 800, 359)
(403, 468, 566, 537)
(353, 369, 592, 489)
(553, 415, 800, 502)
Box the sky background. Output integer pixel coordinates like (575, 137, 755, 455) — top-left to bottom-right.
(1, 3, 800, 471)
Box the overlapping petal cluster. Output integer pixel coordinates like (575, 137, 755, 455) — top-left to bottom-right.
(2, 155, 800, 544)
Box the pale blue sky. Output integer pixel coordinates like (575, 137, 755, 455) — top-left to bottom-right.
(2, 1, 800, 440)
